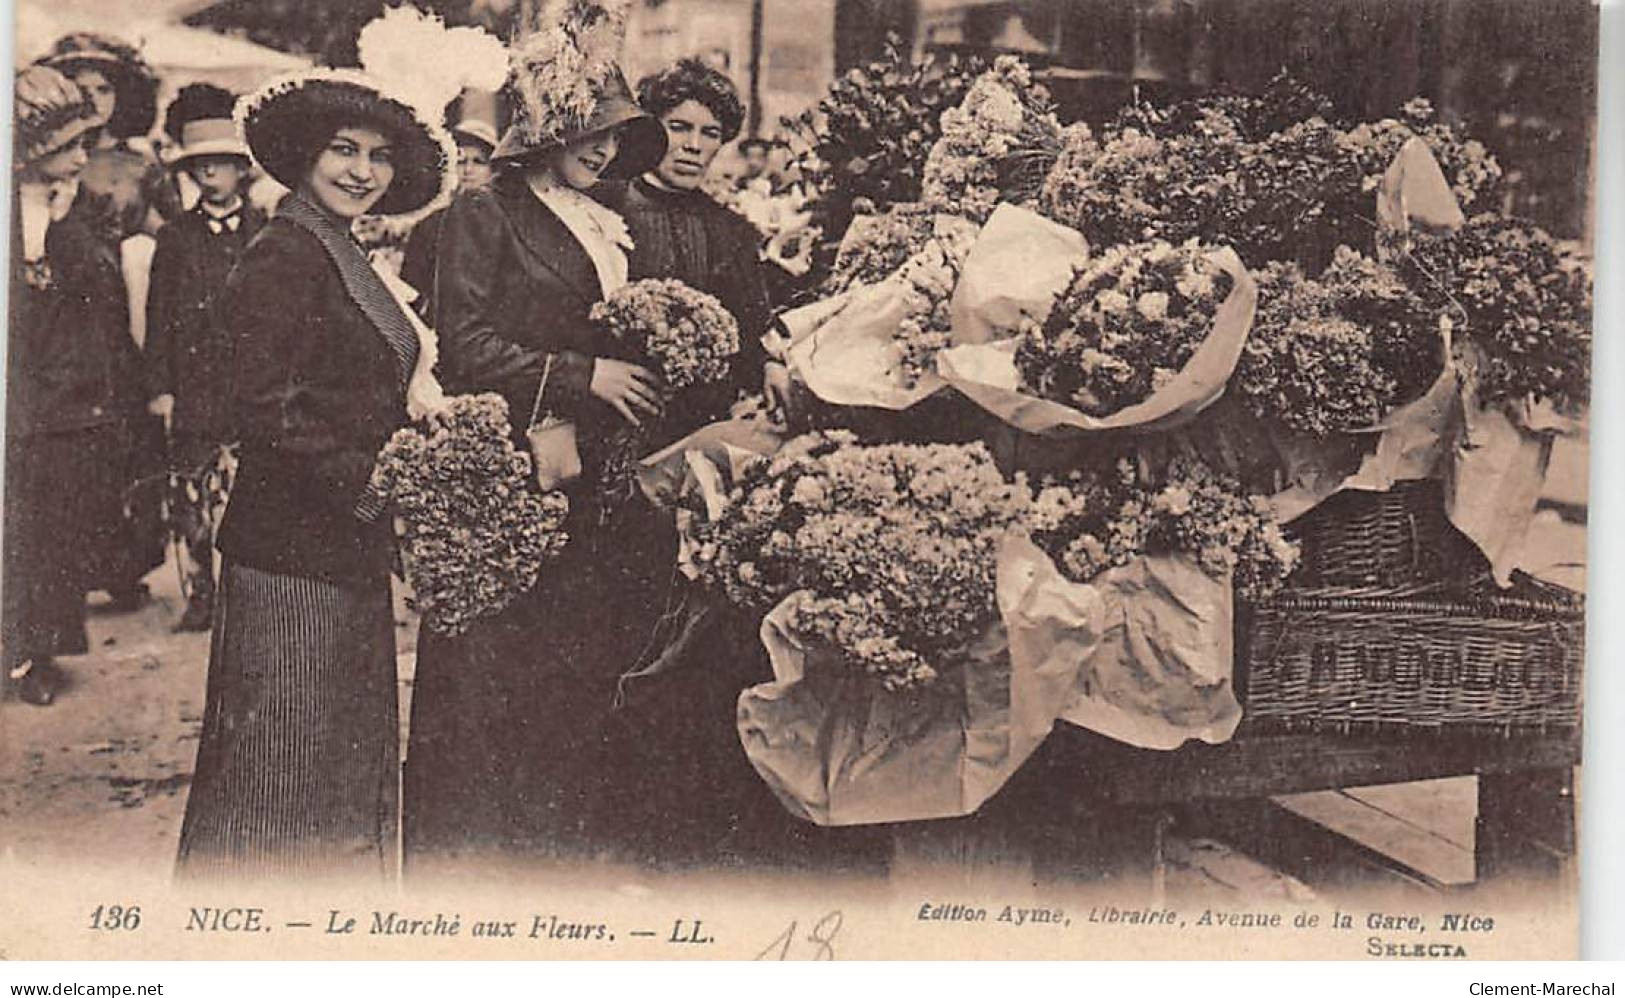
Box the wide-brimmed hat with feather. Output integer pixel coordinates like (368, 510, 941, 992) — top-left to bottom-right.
(494, 0, 666, 178)
(237, 7, 508, 219)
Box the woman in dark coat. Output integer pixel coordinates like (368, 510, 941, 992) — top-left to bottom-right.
(401, 68, 670, 869)
(4, 66, 108, 706)
(39, 32, 169, 608)
(594, 59, 785, 868)
(174, 67, 455, 881)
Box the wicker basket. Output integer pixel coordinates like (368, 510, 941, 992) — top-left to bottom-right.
(1237, 482, 1585, 733)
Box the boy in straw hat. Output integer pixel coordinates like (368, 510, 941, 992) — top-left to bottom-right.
(145, 84, 267, 632)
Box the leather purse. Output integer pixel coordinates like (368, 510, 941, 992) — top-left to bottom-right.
(526, 354, 582, 492)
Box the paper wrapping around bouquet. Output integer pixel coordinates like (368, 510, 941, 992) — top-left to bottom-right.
(949, 203, 1090, 346)
(938, 246, 1258, 437)
(781, 279, 947, 411)
(736, 541, 1081, 827)
(735, 534, 1245, 826)
(1000, 536, 1241, 751)
(635, 417, 786, 584)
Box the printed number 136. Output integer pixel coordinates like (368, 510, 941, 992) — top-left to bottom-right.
(756, 911, 842, 960)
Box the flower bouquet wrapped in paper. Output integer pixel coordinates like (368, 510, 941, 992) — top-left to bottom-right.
(369, 394, 570, 635)
(590, 277, 742, 505)
(1004, 455, 1299, 750)
(940, 239, 1257, 437)
(781, 214, 979, 410)
(685, 432, 1086, 825)
(918, 56, 1062, 223)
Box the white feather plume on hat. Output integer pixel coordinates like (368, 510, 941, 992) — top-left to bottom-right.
(356, 6, 510, 123)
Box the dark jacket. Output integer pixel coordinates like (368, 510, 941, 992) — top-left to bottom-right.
(144, 203, 265, 445)
(6, 190, 145, 439)
(213, 218, 405, 587)
(398, 207, 444, 321)
(604, 176, 772, 388)
(432, 172, 617, 447)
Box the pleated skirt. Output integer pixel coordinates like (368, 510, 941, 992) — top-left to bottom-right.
(175, 562, 399, 883)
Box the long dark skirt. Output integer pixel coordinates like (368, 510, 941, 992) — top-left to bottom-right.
(176, 562, 399, 882)
(2, 422, 129, 667)
(402, 501, 674, 867)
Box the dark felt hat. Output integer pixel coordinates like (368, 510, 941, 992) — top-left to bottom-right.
(493, 69, 666, 181)
(238, 70, 455, 218)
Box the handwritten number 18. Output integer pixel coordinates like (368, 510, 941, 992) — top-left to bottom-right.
(756, 911, 842, 960)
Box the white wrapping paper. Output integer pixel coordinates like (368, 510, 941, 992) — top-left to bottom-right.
(939, 246, 1258, 436)
(949, 203, 1090, 346)
(1001, 536, 1241, 751)
(736, 539, 1082, 827)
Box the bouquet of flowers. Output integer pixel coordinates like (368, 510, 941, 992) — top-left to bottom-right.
(781, 37, 986, 283)
(1015, 240, 1235, 417)
(590, 278, 742, 502)
(893, 223, 979, 387)
(919, 56, 1062, 223)
(687, 432, 1031, 690)
(1234, 249, 1443, 437)
(825, 203, 938, 293)
(1402, 213, 1592, 414)
(1341, 98, 1504, 215)
(1027, 455, 1299, 599)
(370, 394, 570, 635)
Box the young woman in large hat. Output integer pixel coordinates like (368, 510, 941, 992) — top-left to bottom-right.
(173, 55, 457, 879)
(401, 18, 677, 870)
(4, 66, 110, 706)
(38, 34, 172, 610)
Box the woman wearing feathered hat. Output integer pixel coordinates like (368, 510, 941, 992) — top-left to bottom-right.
(172, 12, 474, 879)
(401, 1, 677, 868)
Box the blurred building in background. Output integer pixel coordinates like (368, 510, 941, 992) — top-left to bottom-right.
(855, 0, 1597, 240)
(14, 0, 1594, 239)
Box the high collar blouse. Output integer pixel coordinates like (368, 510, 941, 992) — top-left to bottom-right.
(525, 173, 633, 297)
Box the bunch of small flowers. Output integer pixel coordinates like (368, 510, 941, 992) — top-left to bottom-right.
(1339, 98, 1504, 214)
(782, 36, 986, 282)
(1015, 240, 1233, 416)
(826, 203, 938, 294)
(894, 222, 979, 387)
(592, 278, 741, 394)
(1233, 253, 1440, 436)
(369, 394, 570, 636)
(1403, 213, 1592, 413)
(920, 56, 1062, 223)
(687, 432, 1032, 690)
(591, 279, 743, 504)
(1027, 455, 1299, 599)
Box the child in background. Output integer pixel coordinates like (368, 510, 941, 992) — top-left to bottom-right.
(145, 84, 265, 632)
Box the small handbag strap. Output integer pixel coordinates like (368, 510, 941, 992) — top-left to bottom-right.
(528, 353, 555, 433)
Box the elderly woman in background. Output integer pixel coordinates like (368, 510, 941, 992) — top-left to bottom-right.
(174, 66, 454, 881)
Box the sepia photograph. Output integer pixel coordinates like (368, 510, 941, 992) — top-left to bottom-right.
(0, 0, 1603, 963)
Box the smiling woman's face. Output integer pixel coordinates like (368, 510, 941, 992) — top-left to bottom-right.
(653, 99, 723, 191)
(549, 128, 620, 190)
(303, 126, 395, 220)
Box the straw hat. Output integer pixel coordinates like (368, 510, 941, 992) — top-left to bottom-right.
(12, 65, 99, 167)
